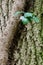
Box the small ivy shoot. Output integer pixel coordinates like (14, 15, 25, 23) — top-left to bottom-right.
(14, 11, 40, 25)
(24, 12, 33, 18)
(20, 16, 29, 25)
(32, 16, 40, 23)
(14, 11, 24, 16)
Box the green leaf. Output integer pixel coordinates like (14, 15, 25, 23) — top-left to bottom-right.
(20, 16, 29, 25)
(24, 12, 33, 18)
(14, 11, 24, 16)
(32, 16, 40, 23)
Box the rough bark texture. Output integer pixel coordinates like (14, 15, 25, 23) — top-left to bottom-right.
(0, 0, 25, 65)
(0, 0, 43, 65)
(13, 0, 43, 65)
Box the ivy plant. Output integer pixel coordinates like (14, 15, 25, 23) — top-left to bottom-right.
(14, 11, 40, 25)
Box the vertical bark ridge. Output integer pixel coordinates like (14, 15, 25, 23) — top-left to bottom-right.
(40, 0, 43, 44)
(13, 0, 43, 65)
(32, 0, 43, 65)
(0, 0, 25, 65)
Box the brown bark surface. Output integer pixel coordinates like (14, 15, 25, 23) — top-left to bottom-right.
(0, 0, 43, 65)
(0, 0, 25, 65)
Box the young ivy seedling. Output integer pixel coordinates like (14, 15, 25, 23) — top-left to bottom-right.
(14, 11, 40, 25)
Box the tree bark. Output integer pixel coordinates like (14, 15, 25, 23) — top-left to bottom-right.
(0, 0, 25, 65)
(13, 0, 43, 65)
(0, 0, 43, 65)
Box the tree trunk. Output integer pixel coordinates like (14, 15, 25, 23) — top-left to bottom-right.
(13, 0, 43, 65)
(0, 0, 25, 65)
(0, 0, 43, 65)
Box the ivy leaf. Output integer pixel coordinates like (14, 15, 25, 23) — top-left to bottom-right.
(20, 16, 29, 25)
(32, 16, 40, 23)
(24, 12, 33, 18)
(14, 11, 24, 16)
